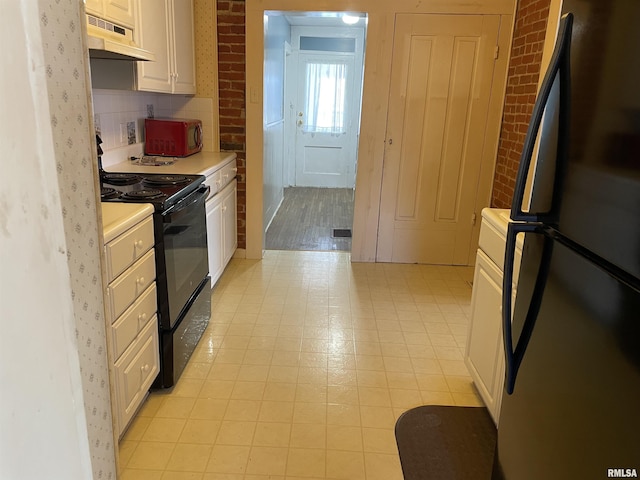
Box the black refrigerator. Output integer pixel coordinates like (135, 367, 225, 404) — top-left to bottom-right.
(493, 1, 640, 479)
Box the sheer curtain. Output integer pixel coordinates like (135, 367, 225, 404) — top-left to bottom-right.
(303, 61, 348, 135)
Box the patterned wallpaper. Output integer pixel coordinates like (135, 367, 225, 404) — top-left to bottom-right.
(38, 0, 117, 478)
(194, 0, 219, 99)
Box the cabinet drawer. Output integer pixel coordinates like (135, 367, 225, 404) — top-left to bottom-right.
(105, 216, 154, 281)
(204, 170, 222, 198)
(111, 283, 157, 358)
(106, 249, 156, 322)
(114, 315, 159, 435)
(220, 162, 238, 189)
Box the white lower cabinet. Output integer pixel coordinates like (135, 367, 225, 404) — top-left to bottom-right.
(114, 314, 159, 431)
(102, 204, 159, 437)
(465, 249, 509, 423)
(206, 178, 237, 286)
(465, 208, 522, 425)
(206, 188, 224, 283)
(222, 179, 238, 266)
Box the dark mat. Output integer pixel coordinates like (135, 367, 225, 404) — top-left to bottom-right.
(395, 405, 497, 480)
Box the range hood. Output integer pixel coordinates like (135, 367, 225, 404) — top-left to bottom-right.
(86, 14, 155, 62)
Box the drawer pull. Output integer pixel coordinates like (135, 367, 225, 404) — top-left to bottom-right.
(135, 240, 145, 249)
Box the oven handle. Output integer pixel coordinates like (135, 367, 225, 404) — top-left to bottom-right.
(162, 185, 210, 222)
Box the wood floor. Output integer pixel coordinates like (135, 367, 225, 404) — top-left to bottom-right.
(265, 187, 354, 251)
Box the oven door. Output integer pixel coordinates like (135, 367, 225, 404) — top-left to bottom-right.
(161, 185, 209, 329)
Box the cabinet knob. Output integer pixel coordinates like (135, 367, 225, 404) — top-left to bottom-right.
(141, 364, 150, 373)
(232, 167, 238, 173)
(138, 312, 148, 323)
(136, 276, 145, 286)
(135, 240, 144, 249)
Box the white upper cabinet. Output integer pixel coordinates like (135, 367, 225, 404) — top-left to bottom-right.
(136, 0, 196, 94)
(86, 0, 136, 29)
(171, 0, 197, 94)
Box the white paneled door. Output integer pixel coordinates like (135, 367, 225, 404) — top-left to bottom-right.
(377, 14, 501, 264)
(295, 52, 358, 188)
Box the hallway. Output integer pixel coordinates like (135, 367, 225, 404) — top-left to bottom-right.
(266, 188, 354, 251)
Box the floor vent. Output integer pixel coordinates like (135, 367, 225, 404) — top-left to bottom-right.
(332, 229, 352, 238)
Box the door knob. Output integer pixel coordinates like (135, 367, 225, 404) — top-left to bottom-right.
(297, 120, 303, 126)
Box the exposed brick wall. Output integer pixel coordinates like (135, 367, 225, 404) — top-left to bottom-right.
(217, 0, 246, 249)
(491, 0, 551, 208)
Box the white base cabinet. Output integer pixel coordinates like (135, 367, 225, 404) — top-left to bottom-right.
(114, 314, 159, 431)
(206, 178, 237, 286)
(465, 249, 512, 423)
(102, 203, 159, 437)
(465, 208, 522, 425)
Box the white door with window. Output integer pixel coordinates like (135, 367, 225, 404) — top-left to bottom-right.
(377, 14, 501, 264)
(295, 53, 358, 188)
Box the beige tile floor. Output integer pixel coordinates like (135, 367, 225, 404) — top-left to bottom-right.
(119, 250, 483, 480)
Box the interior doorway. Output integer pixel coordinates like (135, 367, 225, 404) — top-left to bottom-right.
(262, 11, 367, 252)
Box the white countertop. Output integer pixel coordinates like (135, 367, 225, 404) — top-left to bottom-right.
(105, 151, 237, 178)
(481, 208, 511, 232)
(481, 207, 525, 249)
(101, 203, 154, 243)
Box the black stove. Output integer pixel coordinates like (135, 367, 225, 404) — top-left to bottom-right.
(100, 172, 206, 210)
(99, 169, 211, 389)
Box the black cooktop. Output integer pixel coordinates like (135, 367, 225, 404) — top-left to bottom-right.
(100, 172, 206, 211)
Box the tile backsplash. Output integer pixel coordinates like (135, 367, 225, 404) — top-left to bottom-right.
(93, 89, 218, 168)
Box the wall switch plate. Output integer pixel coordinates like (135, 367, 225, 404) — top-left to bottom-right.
(147, 104, 154, 118)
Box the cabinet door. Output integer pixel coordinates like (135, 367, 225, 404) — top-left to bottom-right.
(114, 316, 159, 436)
(206, 194, 224, 286)
(136, 0, 172, 92)
(85, 0, 104, 17)
(465, 249, 506, 424)
(171, 0, 196, 94)
(222, 179, 237, 266)
(105, 0, 135, 27)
